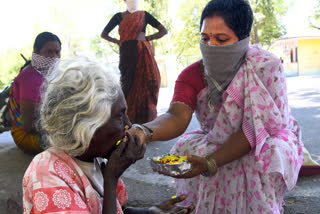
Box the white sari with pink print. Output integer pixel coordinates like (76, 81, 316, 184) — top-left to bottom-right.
(170, 45, 303, 214)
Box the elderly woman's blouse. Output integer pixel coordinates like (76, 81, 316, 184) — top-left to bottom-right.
(23, 147, 127, 214)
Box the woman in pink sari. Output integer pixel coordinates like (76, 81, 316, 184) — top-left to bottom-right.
(22, 57, 193, 214)
(131, 0, 304, 213)
(101, 0, 167, 124)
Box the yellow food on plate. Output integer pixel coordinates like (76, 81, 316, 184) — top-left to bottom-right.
(158, 154, 187, 164)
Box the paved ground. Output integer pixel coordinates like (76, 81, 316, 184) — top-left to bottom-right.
(0, 74, 320, 213)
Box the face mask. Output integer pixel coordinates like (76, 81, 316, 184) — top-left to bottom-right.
(199, 36, 250, 109)
(126, 0, 139, 13)
(31, 52, 60, 75)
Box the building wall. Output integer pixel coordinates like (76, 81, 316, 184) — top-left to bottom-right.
(268, 38, 299, 77)
(298, 38, 320, 75)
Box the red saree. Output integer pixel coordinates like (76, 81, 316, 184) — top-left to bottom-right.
(118, 11, 161, 123)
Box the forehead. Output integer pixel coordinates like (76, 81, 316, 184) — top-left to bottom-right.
(111, 94, 126, 114)
(201, 15, 233, 34)
(40, 41, 61, 50)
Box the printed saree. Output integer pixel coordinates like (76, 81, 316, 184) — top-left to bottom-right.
(170, 45, 304, 213)
(118, 11, 161, 123)
(8, 86, 43, 154)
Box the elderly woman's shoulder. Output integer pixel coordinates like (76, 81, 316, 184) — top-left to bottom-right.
(29, 148, 67, 168)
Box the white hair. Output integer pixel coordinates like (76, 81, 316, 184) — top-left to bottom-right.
(39, 56, 121, 157)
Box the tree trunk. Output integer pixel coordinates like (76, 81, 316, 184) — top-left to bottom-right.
(254, 20, 259, 44)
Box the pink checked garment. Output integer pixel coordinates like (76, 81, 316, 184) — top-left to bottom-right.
(23, 147, 127, 213)
(170, 46, 304, 214)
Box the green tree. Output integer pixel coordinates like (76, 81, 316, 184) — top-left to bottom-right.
(171, 0, 208, 67)
(0, 46, 32, 89)
(249, 0, 291, 46)
(143, 0, 172, 56)
(172, 0, 292, 66)
(310, 0, 320, 30)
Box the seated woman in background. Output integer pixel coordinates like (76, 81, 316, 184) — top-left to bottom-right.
(22, 57, 194, 214)
(131, 0, 303, 213)
(9, 31, 61, 154)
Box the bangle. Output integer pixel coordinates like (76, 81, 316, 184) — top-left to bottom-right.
(132, 124, 153, 144)
(201, 156, 218, 177)
(141, 124, 153, 140)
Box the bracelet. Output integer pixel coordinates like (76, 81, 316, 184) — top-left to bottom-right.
(201, 155, 218, 177)
(141, 124, 153, 140)
(132, 124, 153, 144)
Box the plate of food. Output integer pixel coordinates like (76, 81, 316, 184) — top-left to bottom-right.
(149, 154, 192, 176)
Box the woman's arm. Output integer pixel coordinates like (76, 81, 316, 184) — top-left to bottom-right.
(208, 129, 251, 168)
(103, 133, 146, 214)
(101, 13, 122, 45)
(123, 195, 194, 214)
(145, 24, 168, 42)
(20, 100, 37, 133)
(132, 102, 193, 144)
(144, 12, 168, 42)
(101, 32, 120, 46)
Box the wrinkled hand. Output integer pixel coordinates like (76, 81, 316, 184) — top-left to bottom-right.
(128, 126, 148, 145)
(105, 132, 146, 179)
(148, 195, 194, 214)
(160, 155, 208, 179)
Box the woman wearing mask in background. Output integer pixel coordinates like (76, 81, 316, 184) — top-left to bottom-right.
(101, 0, 167, 124)
(131, 0, 303, 213)
(9, 31, 61, 154)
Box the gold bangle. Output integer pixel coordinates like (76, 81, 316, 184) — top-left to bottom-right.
(201, 156, 217, 177)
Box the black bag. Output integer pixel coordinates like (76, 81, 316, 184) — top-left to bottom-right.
(0, 81, 13, 133)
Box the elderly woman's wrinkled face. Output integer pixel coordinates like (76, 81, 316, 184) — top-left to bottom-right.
(200, 16, 238, 46)
(88, 93, 131, 159)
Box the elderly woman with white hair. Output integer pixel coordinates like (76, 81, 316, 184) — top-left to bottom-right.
(22, 57, 194, 214)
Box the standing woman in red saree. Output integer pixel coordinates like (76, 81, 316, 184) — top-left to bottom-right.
(101, 0, 167, 124)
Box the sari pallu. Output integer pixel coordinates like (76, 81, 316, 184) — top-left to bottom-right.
(8, 86, 43, 154)
(118, 11, 161, 123)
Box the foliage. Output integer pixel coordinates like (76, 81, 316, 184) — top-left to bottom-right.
(90, 35, 118, 57)
(0, 46, 32, 89)
(142, 0, 172, 56)
(171, 0, 207, 67)
(310, 0, 320, 30)
(171, 0, 291, 66)
(249, 0, 290, 46)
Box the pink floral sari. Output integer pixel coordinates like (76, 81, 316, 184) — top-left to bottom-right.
(23, 147, 127, 214)
(171, 45, 304, 214)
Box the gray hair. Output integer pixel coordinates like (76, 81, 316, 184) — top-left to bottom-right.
(39, 56, 121, 157)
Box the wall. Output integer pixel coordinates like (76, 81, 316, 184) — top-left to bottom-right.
(298, 38, 320, 75)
